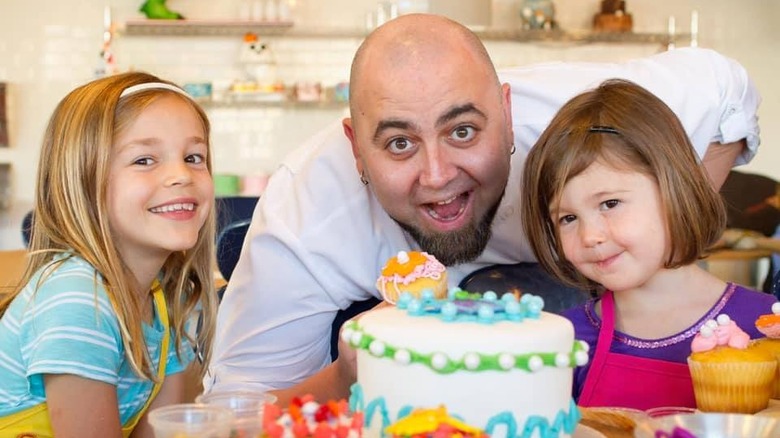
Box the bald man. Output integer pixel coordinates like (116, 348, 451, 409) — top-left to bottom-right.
(206, 14, 760, 403)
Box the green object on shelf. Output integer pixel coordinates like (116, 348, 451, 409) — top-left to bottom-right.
(139, 0, 184, 20)
(214, 174, 241, 196)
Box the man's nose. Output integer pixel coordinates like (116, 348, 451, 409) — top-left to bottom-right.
(419, 144, 457, 189)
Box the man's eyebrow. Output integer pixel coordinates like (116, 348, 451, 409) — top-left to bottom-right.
(436, 103, 486, 127)
(372, 119, 415, 143)
(370, 104, 486, 143)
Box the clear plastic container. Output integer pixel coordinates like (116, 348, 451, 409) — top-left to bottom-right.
(195, 390, 277, 438)
(148, 403, 233, 438)
(635, 413, 780, 438)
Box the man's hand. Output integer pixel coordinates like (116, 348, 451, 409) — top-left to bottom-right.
(334, 300, 392, 385)
(270, 300, 391, 405)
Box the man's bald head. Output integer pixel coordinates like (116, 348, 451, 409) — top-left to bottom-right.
(348, 14, 500, 116)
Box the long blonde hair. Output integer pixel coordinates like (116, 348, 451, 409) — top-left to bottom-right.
(0, 72, 218, 381)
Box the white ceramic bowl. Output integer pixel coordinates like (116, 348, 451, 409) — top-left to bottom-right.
(634, 412, 780, 438)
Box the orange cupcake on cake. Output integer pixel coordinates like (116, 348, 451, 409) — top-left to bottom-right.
(687, 314, 776, 413)
(754, 302, 780, 398)
(376, 250, 447, 304)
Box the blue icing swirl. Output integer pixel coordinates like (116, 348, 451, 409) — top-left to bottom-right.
(349, 383, 580, 438)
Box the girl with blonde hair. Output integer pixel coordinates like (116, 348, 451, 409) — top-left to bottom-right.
(0, 71, 218, 437)
(521, 79, 776, 410)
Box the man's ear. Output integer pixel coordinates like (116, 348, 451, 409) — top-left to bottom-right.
(501, 83, 514, 148)
(343, 117, 363, 174)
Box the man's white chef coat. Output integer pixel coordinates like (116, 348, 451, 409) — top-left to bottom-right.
(205, 47, 761, 393)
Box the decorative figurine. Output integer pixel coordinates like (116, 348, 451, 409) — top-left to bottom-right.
(593, 0, 633, 33)
(139, 0, 184, 20)
(520, 0, 556, 30)
(231, 33, 285, 100)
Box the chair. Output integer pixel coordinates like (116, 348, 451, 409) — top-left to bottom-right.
(458, 262, 593, 315)
(216, 219, 252, 285)
(21, 210, 33, 247)
(215, 196, 260, 238)
(773, 270, 780, 298)
(719, 170, 780, 292)
(213, 196, 259, 300)
(720, 170, 780, 237)
(213, 214, 381, 361)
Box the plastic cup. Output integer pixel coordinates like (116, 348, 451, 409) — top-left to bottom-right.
(148, 403, 233, 438)
(195, 391, 277, 438)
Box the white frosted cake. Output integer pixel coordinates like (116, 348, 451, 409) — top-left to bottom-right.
(344, 289, 588, 438)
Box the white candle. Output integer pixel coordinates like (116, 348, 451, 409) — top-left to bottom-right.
(104, 5, 111, 30)
(667, 15, 676, 50)
(690, 10, 699, 47)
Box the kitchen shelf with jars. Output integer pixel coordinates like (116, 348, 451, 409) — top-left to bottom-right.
(121, 19, 686, 46)
(190, 83, 349, 110)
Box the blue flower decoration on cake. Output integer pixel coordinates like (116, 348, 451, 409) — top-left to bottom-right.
(396, 288, 545, 324)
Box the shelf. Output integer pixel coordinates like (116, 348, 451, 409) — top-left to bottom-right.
(477, 28, 686, 45)
(121, 19, 685, 45)
(122, 20, 358, 38)
(200, 98, 348, 110)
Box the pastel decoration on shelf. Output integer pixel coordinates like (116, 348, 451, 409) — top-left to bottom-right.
(294, 82, 322, 102)
(139, 0, 184, 19)
(241, 174, 269, 196)
(333, 82, 350, 102)
(214, 174, 241, 197)
(183, 83, 213, 102)
(96, 6, 118, 78)
(520, 0, 556, 30)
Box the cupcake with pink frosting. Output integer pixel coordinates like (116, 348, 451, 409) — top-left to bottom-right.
(687, 314, 776, 413)
(376, 250, 448, 304)
(754, 302, 780, 398)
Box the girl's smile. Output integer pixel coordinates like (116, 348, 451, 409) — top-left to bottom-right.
(553, 160, 669, 292)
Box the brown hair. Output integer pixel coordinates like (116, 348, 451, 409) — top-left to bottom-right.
(0, 72, 218, 380)
(521, 79, 726, 290)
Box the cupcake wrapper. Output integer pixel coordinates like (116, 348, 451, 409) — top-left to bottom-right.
(754, 339, 780, 399)
(687, 358, 777, 414)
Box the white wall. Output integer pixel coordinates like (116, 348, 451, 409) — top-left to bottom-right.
(0, 0, 778, 212)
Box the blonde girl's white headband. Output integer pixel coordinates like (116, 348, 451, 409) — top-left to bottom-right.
(119, 82, 192, 99)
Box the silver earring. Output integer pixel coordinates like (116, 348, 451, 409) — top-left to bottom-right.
(360, 171, 369, 186)
(510, 144, 516, 155)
